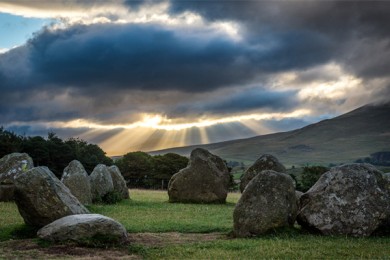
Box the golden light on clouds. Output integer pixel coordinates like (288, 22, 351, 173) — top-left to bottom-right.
(55, 109, 311, 132)
(51, 109, 311, 155)
(5, 109, 311, 155)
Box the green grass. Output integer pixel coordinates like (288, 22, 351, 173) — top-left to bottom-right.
(143, 234, 390, 259)
(0, 202, 25, 241)
(2, 189, 390, 259)
(88, 189, 241, 233)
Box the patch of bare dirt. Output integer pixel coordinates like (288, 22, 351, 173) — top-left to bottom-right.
(0, 232, 225, 259)
(0, 239, 139, 260)
(127, 232, 225, 247)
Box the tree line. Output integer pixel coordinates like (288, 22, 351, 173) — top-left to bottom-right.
(0, 127, 113, 178)
(115, 151, 189, 189)
(0, 127, 190, 189)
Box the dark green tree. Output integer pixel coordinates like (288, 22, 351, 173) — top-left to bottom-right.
(0, 127, 112, 178)
(116, 151, 155, 188)
(0, 127, 23, 156)
(299, 166, 329, 192)
(152, 153, 189, 189)
(116, 152, 189, 189)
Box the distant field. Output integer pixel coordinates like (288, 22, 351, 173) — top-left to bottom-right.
(1, 189, 390, 259)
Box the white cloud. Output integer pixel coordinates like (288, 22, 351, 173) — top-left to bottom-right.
(0, 0, 243, 41)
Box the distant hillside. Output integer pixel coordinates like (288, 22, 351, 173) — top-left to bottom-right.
(149, 103, 390, 167)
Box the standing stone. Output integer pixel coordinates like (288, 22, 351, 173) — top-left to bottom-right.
(0, 153, 34, 201)
(37, 214, 128, 244)
(61, 160, 92, 205)
(168, 148, 230, 204)
(240, 154, 286, 192)
(108, 165, 129, 199)
(90, 164, 114, 202)
(233, 170, 297, 237)
(297, 164, 390, 237)
(14, 166, 89, 227)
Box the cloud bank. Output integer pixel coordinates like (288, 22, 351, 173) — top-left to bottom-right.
(0, 0, 389, 153)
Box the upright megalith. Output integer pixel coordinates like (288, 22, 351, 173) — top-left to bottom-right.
(108, 165, 129, 199)
(297, 164, 390, 237)
(240, 154, 286, 192)
(233, 170, 297, 237)
(168, 148, 230, 204)
(90, 164, 114, 202)
(61, 160, 92, 205)
(14, 166, 89, 227)
(0, 153, 34, 201)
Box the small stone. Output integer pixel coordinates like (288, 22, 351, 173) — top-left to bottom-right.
(90, 164, 114, 202)
(108, 165, 129, 199)
(61, 160, 92, 205)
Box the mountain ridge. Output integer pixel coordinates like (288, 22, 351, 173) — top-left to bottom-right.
(149, 102, 390, 166)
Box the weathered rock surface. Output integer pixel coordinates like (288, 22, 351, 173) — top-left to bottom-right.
(295, 190, 304, 210)
(90, 164, 114, 202)
(233, 170, 297, 237)
(240, 154, 286, 192)
(297, 163, 390, 237)
(0, 153, 34, 201)
(108, 165, 129, 199)
(0, 184, 15, 202)
(168, 148, 230, 204)
(61, 160, 92, 205)
(14, 166, 89, 227)
(37, 214, 128, 244)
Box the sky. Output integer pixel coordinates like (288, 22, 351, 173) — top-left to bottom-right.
(0, 0, 389, 156)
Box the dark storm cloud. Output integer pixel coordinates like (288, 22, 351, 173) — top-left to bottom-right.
(1, 0, 389, 129)
(25, 24, 251, 91)
(0, 22, 333, 94)
(169, 88, 298, 117)
(168, 0, 390, 80)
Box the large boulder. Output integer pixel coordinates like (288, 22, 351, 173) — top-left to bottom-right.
(37, 214, 128, 244)
(14, 166, 89, 227)
(240, 154, 286, 192)
(233, 170, 297, 237)
(0, 153, 34, 201)
(108, 165, 129, 199)
(61, 160, 92, 205)
(90, 164, 114, 202)
(297, 164, 390, 237)
(168, 148, 230, 204)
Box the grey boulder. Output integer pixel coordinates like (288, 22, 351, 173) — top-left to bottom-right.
(90, 164, 114, 202)
(297, 163, 390, 237)
(61, 160, 92, 205)
(0, 153, 34, 201)
(168, 148, 230, 204)
(240, 154, 286, 192)
(14, 166, 89, 227)
(37, 214, 128, 244)
(108, 165, 129, 199)
(233, 170, 297, 237)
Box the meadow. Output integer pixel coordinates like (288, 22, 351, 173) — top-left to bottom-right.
(1, 189, 390, 259)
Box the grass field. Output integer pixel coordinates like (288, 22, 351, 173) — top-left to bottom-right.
(1, 189, 390, 259)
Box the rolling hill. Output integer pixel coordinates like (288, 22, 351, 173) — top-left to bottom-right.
(150, 102, 390, 167)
